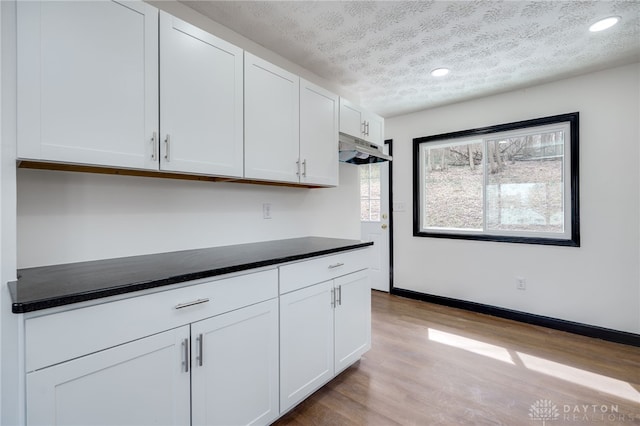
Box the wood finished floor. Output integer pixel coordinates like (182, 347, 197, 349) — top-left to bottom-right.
(274, 291, 640, 426)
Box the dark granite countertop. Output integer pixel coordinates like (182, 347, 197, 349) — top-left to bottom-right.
(9, 237, 373, 314)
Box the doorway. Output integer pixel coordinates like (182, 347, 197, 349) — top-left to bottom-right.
(359, 141, 391, 292)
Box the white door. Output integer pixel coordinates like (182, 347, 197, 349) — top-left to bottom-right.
(279, 281, 334, 412)
(360, 157, 391, 292)
(159, 11, 243, 177)
(26, 326, 191, 426)
(191, 299, 279, 426)
(17, 1, 159, 170)
(244, 52, 300, 183)
(334, 270, 371, 374)
(299, 79, 339, 186)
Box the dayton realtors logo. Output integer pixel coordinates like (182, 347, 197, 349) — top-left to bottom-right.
(529, 399, 638, 423)
(562, 404, 637, 422)
(529, 399, 560, 425)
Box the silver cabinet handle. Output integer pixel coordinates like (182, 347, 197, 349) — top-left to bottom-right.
(328, 262, 344, 269)
(337, 285, 342, 306)
(196, 333, 204, 367)
(302, 159, 307, 177)
(151, 131, 158, 160)
(182, 338, 189, 373)
(175, 298, 210, 310)
(296, 159, 300, 176)
(164, 134, 171, 161)
(365, 121, 370, 136)
(361, 121, 366, 135)
(331, 288, 335, 308)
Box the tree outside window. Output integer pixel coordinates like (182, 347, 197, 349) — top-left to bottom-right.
(413, 113, 579, 246)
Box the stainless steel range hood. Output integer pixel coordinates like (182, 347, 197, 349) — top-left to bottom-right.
(338, 132, 392, 164)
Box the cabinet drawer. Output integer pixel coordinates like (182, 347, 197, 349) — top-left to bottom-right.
(25, 269, 278, 372)
(279, 248, 369, 294)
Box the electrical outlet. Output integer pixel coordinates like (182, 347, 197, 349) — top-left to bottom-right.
(262, 203, 272, 219)
(516, 277, 526, 290)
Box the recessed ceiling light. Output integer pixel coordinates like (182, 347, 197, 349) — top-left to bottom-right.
(589, 16, 620, 32)
(431, 68, 450, 77)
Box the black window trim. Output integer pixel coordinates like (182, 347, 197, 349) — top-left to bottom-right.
(412, 112, 580, 247)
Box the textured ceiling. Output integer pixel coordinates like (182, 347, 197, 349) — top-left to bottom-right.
(181, 1, 640, 118)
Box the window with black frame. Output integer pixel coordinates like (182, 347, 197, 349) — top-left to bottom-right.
(413, 112, 579, 246)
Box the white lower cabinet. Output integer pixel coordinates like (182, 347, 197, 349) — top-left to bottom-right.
(280, 281, 334, 411)
(27, 326, 191, 426)
(334, 271, 372, 373)
(22, 253, 370, 425)
(24, 270, 279, 426)
(279, 266, 371, 414)
(191, 299, 279, 426)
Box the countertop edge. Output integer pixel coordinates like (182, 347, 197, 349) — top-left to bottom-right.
(11, 240, 373, 314)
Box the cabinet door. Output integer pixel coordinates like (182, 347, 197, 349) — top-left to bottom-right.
(26, 326, 190, 426)
(191, 299, 279, 426)
(279, 281, 334, 413)
(17, 1, 159, 170)
(300, 79, 339, 187)
(339, 98, 363, 139)
(244, 52, 300, 183)
(364, 112, 385, 147)
(334, 270, 371, 374)
(159, 12, 243, 177)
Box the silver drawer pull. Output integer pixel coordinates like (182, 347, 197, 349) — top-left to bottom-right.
(151, 131, 158, 160)
(175, 298, 210, 310)
(182, 338, 189, 373)
(164, 134, 171, 161)
(196, 333, 204, 367)
(328, 262, 345, 269)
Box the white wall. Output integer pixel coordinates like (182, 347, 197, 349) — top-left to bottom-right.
(17, 166, 360, 267)
(1, 1, 19, 423)
(387, 63, 640, 334)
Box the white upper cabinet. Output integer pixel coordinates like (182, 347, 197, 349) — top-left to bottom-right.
(339, 98, 385, 147)
(244, 52, 300, 183)
(338, 98, 364, 139)
(363, 111, 385, 146)
(16, 2, 341, 186)
(300, 79, 339, 187)
(159, 12, 244, 177)
(17, 1, 159, 170)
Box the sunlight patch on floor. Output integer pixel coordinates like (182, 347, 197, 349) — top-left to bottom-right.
(427, 327, 640, 405)
(427, 328, 516, 365)
(517, 352, 640, 404)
